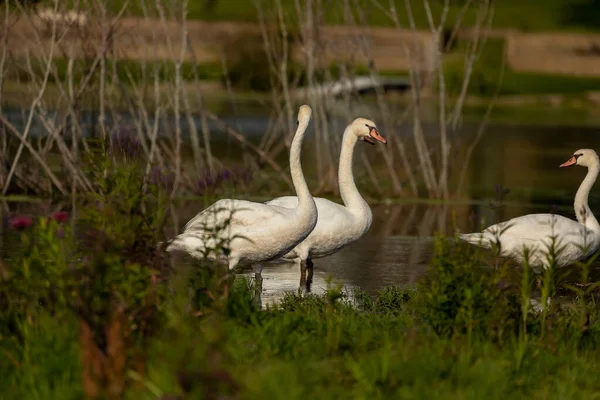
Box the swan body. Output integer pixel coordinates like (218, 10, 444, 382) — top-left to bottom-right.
(264, 196, 370, 260)
(460, 213, 600, 267)
(460, 149, 600, 269)
(266, 117, 387, 266)
(166, 105, 318, 270)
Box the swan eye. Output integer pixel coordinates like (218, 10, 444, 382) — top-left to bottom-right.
(296, 120, 299, 126)
(575, 153, 584, 159)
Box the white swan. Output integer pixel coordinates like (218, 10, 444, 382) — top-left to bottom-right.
(266, 117, 387, 275)
(460, 149, 600, 269)
(166, 105, 318, 270)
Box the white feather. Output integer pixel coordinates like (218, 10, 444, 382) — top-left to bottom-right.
(460, 148, 600, 269)
(166, 106, 318, 270)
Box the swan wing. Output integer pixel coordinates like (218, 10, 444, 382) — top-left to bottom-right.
(485, 214, 588, 241)
(183, 199, 284, 233)
(267, 195, 355, 232)
(267, 195, 364, 256)
(462, 214, 594, 256)
(267, 196, 343, 218)
(266, 195, 302, 209)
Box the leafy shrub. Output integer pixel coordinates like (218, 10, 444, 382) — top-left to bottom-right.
(417, 234, 521, 339)
(354, 286, 413, 315)
(0, 131, 173, 398)
(221, 33, 279, 92)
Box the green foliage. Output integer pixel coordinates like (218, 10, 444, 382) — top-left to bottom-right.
(220, 29, 310, 92)
(15, 1, 600, 99)
(445, 38, 600, 97)
(0, 0, 41, 6)
(0, 133, 174, 397)
(0, 217, 73, 341)
(354, 285, 413, 315)
(3, 134, 600, 397)
(0, 314, 82, 400)
(139, 275, 600, 399)
(417, 234, 521, 339)
(3, 238, 600, 398)
(105, 0, 600, 33)
(3, 57, 222, 85)
(66, 139, 171, 345)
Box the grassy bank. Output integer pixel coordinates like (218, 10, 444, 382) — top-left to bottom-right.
(2, 130, 600, 398)
(8, 38, 600, 98)
(80, 0, 600, 33)
(2, 232, 600, 399)
(446, 39, 600, 97)
(5, 32, 600, 110)
(2, 58, 223, 85)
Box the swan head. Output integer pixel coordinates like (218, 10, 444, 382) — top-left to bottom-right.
(351, 117, 387, 145)
(560, 149, 599, 168)
(297, 105, 312, 127)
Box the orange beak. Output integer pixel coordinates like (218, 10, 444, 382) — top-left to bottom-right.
(364, 127, 387, 145)
(559, 156, 577, 168)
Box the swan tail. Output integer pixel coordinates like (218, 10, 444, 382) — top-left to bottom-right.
(160, 237, 185, 254)
(162, 233, 209, 259)
(164, 238, 180, 253)
(152, 237, 177, 253)
(458, 232, 494, 249)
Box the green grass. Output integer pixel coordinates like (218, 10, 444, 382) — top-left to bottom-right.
(3, 226, 600, 399)
(111, 0, 600, 33)
(0, 314, 83, 400)
(145, 296, 600, 399)
(10, 38, 600, 98)
(446, 38, 600, 96)
(4, 113, 600, 398)
(8, 2, 600, 98)
(3, 273, 600, 399)
(3, 58, 223, 84)
(29, 0, 600, 32)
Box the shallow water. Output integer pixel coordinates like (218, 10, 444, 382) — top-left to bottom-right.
(240, 235, 434, 309)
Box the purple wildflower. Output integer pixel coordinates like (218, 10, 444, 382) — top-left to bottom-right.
(194, 167, 254, 196)
(221, 169, 232, 181)
(149, 165, 175, 192)
(109, 127, 141, 159)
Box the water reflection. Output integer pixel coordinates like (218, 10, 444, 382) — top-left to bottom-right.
(239, 263, 334, 309)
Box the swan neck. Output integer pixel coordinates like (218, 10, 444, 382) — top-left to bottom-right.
(338, 126, 368, 213)
(289, 120, 313, 211)
(575, 163, 600, 231)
